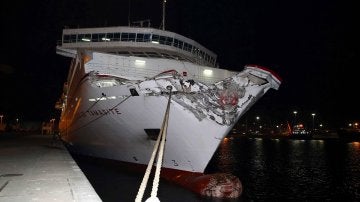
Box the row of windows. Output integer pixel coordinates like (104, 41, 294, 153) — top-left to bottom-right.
(63, 32, 216, 65)
(108, 51, 193, 62)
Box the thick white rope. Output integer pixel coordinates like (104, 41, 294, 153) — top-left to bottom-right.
(135, 86, 172, 202)
(134, 125, 163, 202)
(149, 101, 170, 199)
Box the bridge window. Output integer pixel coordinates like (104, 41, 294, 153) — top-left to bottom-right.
(113, 33, 120, 41)
(121, 33, 136, 41)
(184, 43, 192, 52)
(173, 39, 179, 48)
(121, 33, 129, 41)
(92, 33, 100, 42)
(70, 35, 77, 43)
(159, 36, 166, 45)
(136, 33, 145, 42)
(136, 33, 151, 42)
(129, 33, 136, 41)
(61, 31, 216, 66)
(63, 35, 70, 43)
(165, 37, 173, 46)
(78, 34, 91, 42)
(144, 34, 151, 42)
(178, 40, 183, 49)
(174, 39, 184, 50)
(99, 33, 108, 41)
(152, 34, 159, 43)
(105, 33, 114, 41)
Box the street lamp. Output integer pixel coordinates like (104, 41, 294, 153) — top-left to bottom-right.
(0, 115, 3, 125)
(311, 113, 316, 131)
(255, 116, 260, 132)
(293, 111, 297, 128)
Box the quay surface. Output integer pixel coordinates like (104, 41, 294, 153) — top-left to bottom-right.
(0, 133, 102, 202)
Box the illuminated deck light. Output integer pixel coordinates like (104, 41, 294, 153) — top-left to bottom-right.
(203, 69, 213, 76)
(135, 59, 146, 67)
(81, 38, 91, 42)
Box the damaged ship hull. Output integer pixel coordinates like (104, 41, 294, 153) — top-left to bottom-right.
(58, 51, 281, 174)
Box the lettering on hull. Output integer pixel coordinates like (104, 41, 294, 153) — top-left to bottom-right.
(80, 108, 121, 117)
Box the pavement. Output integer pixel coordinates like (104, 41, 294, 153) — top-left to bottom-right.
(0, 133, 102, 202)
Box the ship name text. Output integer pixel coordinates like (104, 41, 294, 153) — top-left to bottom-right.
(80, 108, 121, 117)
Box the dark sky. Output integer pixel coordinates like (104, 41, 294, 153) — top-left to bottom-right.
(0, 0, 359, 128)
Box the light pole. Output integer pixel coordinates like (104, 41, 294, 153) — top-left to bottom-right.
(0, 115, 3, 125)
(256, 116, 260, 133)
(311, 113, 316, 131)
(293, 111, 297, 128)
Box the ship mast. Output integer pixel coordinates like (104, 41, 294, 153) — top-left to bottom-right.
(161, 0, 166, 30)
(128, 0, 131, 26)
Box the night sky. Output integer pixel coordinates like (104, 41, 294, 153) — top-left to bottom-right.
(0, 0, 359, 128)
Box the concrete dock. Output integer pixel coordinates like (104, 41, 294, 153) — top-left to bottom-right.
(0, 133, 102, 202)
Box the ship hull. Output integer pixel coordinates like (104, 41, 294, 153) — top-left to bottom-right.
(58, 52, 281, 174)
(61, 90, 231, 173)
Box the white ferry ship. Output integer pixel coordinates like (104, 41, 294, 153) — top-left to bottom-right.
(55, 18, 281, 197)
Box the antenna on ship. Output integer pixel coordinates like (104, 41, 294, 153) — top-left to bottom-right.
(160, 0, 166, 30)
(128, 0, 131, 26)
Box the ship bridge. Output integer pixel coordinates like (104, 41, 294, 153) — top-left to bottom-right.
(57, 26, 217, 67)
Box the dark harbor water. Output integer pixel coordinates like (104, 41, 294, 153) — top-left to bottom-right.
(72, 137, 360, 201)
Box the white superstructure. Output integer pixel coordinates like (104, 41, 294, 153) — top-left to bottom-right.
(56, 25, 281, 173)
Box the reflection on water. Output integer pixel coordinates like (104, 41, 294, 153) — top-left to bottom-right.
(206, 137, 360, 201)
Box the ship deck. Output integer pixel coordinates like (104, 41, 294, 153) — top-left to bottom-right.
(0, 133, 101, 201)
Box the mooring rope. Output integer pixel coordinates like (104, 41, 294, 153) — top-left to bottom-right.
(135, 86, 173, 202)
